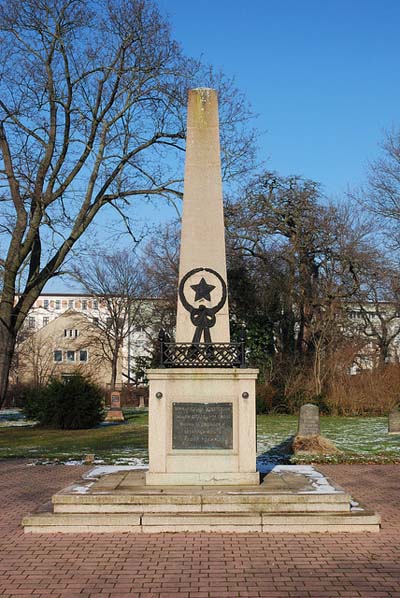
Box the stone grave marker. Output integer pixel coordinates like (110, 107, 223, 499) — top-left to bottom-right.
(388, 408, 400, 434)
(298, 403, 320, 436)
(105, 390, 124, 422)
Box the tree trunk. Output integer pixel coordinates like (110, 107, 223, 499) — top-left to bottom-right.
(378, 339, 390, 368)
(0, 322, 17, 408)
(110, 349, 119, 391)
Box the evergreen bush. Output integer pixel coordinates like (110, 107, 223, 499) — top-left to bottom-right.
(21, 386, 46, 421)
(23, 375, 105, 429)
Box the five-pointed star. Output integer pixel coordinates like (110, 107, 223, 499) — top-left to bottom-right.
(190, 277, 215, 301)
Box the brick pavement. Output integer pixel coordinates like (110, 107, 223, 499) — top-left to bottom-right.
(0, 460, 399, 598)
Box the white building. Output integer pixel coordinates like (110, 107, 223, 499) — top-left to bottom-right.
(19, 293, 156, 385)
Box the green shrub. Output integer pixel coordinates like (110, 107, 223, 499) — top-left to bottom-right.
(23, 375, 105, 429)
(21, 386, 46, 421)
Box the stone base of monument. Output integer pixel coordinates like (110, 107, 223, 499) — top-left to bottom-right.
(105, 409, 124, 422)
(145, 368, 260, 486)
(105, 391, 125, 422)
(22, 465, 381, 533)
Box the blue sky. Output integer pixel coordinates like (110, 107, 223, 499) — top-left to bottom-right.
(51, 0, 400, 291)
(158, 0, 400, 201)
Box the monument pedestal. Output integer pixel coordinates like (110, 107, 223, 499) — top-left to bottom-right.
(146, 368, 259, 486)
(105, 391, 124, 422)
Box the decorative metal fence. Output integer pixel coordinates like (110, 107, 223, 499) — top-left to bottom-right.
(159, 341, 246, 368)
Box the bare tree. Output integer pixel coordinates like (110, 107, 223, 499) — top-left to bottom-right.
(140, 221, 180, 332)
(0, 0, 256, 404)
(73, 249, 149, 389)
(226, 172, 379, 405)
(227, 173, 373, 356)
(350, 264, 400, 368)
(356, 128, 400, 249)
(15, 330, 57, 387)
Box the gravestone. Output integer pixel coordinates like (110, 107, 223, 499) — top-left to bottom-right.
(298, 403, 320, 436)
(105, 390, 124, 422)
(388, 408, 400, 434)
(146, 88, 259, 486)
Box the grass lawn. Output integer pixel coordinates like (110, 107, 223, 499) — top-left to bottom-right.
(0, 410, 399, 464)
(0, 410, 148, 463)
(257, 415, 400, 464)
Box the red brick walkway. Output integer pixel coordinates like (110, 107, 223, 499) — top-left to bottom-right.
(0, 461, 399, 597)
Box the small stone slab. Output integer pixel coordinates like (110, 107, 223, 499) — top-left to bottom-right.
(388, 409, 400, 434)
(91, 473, 127, 491)
(298, 403, 320, 436)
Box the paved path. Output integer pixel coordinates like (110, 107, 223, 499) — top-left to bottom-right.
(0, 460, 399, 597)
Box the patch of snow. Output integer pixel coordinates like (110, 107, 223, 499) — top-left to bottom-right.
(0, 420, 36, 428)
(272, 465, 316, 474)
(259, 464, 343, 494)
(0, 409, 37, 427)
(70, 482, 94, 494)
(84, 462, 148, 479)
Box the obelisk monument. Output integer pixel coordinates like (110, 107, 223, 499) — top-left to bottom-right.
(146, 88, 259, 486)
(176, 88, 230, 343)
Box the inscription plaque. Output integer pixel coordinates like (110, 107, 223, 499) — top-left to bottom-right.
(110, 392, 121, 409)
(172, 402, 233, 450)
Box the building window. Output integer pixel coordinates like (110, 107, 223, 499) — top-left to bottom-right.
(82, 300, 88, 310)
(43, 316, 49, 326)
(79, 350, 88, 362)
(64, 329, 79, 338)
(68, 299, 74, 309)
(55, 299, 61, 310)
(54, 350, 62, 362)
(66, 350, 75, 362)
(93, 300, 98, 310)
(44, 299, 49, 309)
(28, 316, 35, 329)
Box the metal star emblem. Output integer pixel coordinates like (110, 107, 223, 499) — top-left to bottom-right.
(190, 277, 216, 301)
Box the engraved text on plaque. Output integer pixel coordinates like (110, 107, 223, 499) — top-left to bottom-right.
(172, 402, 233, 449)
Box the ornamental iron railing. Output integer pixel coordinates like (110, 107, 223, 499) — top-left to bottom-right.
(158, 336, 246, 369)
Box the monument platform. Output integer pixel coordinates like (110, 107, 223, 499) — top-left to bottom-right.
(146, 368, 259, 486)
(22, 465, 381, 533)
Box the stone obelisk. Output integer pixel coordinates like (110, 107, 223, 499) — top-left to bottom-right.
(176, 88, 229, 343)
(146, 88, 259, 486)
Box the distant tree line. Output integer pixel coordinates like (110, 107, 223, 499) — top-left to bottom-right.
(143, 151, 400, 415)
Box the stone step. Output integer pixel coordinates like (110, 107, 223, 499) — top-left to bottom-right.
(23, 509, 381, 534)
(23, 512, 142, 534)
(53, 490, 351, 510)
(53, 497, 351, 514)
